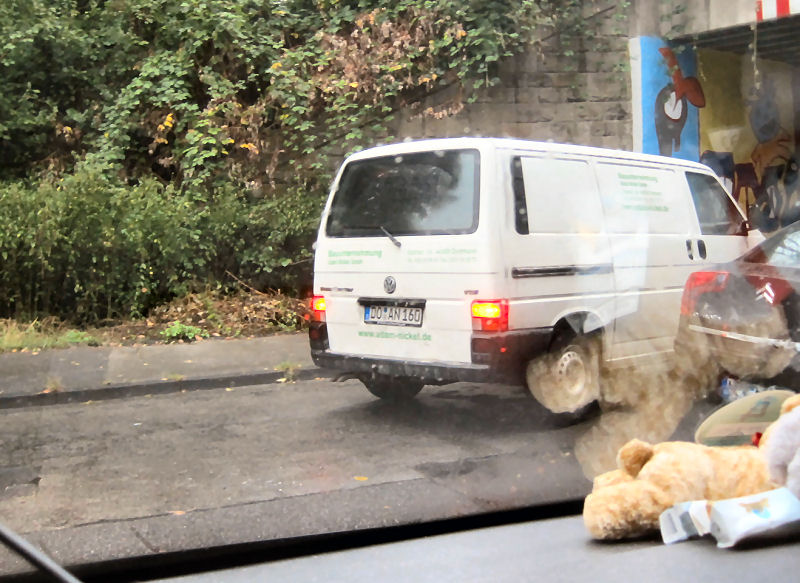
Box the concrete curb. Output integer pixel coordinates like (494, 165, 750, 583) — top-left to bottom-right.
(0, 367, 335, 410)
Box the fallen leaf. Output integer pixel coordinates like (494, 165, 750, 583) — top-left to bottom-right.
(169, 510, 186, 516)
(354, 476, 369, 481)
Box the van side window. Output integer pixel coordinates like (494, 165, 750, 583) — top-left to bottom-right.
(519, 157, 603, 234)
(511, 157, 529, 234)
(685, 172, 744, 236)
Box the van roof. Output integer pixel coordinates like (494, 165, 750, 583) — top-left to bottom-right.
(343, 137, 713, 172)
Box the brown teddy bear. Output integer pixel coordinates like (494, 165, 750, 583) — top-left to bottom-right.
(583, 394, 800, 540)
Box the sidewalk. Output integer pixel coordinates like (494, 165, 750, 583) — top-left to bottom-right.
(0, 332, 328, 407)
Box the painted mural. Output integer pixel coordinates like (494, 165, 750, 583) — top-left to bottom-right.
(697, 48, 799, 232)
(633, 37, 800, 232)
(635, 36, 703, 162)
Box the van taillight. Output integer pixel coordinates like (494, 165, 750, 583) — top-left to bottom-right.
(311, 295, 327, 322)
(680, 271, 729, 316)
(471, 300, 509, 332)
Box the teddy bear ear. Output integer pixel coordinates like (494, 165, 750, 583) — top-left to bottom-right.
(617, 439, 654, 477)
(780, 394, 800, 416)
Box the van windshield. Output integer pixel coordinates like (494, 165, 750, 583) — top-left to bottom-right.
(326, 149, 480, 237)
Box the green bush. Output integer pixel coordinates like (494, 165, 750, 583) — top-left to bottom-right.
(0, 167, 322, 323)
(160, 321, 209, 342)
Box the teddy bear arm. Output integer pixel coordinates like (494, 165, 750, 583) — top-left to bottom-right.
(763, 408, 800, 490)
(785, 454, 800, 499)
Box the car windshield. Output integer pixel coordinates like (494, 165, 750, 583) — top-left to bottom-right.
(743, 222, 800, 267)
(2, 1, 799, 579)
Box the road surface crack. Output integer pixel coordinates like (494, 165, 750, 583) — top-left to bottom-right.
(129, 524, 161, 553)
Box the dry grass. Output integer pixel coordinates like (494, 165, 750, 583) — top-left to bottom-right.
(0, 291, 308, 352)
(0, 318, 100, 353)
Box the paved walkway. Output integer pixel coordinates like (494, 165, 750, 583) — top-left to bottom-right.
(0, 332, 325, 406)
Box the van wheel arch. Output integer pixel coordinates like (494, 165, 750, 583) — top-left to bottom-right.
(548, 313, 605, 350)
(526, 314, 605, 414)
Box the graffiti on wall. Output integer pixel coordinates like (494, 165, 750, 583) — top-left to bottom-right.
(634, 36, 703, 162)
(654, 47, 706, 157)
(697, 49, 800, 232)
(633, 38, 800, 231)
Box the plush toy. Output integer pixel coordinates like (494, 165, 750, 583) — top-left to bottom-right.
(761, 394, 800, 500)
(583, 394, 800, 540)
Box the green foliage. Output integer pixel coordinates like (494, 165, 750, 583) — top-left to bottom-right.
(0, 168, 322, 322)
(160, 321, 209, 342)
(2, 0, 597, 185)
(60, 329, 101, 347)
(0, 0, 613, 323)
(275, 360, 302, 382)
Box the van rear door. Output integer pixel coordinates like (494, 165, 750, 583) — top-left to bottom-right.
(314, 147, 496, 367)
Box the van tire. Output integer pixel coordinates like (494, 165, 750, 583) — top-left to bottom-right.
(361, 375, 424, 402)
(525, 332, 601, 414)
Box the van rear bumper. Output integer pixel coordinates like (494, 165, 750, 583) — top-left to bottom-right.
(309, 324, 552, 385)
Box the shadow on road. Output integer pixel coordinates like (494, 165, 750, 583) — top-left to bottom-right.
(330, 382, 573, 440)
(329, 359, 720, 484)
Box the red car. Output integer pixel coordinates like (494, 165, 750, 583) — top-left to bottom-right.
(675, 221, 800, 387)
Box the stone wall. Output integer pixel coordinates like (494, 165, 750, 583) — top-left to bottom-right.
(391, 4, 633, 151)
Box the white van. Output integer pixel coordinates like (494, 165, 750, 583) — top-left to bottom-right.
(308, 138, 763, 412)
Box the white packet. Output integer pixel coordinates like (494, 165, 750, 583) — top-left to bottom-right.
(709, 487, 800, 548)
(660, 500, 713, 544)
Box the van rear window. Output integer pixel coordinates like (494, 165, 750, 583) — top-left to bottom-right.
(326, 149, 479, 237)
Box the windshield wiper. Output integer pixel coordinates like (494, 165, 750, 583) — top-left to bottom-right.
(379, 225, 402, 248)
(0, 521, 82, 582)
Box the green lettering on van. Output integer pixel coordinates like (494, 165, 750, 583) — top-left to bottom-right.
(618, 173, 658, 182)
(327, 249, 382, 264)
(408, 248, 477, 264)
(357, 329, 431, 341)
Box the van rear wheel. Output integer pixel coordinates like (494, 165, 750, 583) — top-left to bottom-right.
(526, 332, 601, 414)
(361, 374, 424, 402)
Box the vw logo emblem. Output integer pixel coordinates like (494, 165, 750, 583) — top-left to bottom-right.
(383, 276, 397, 294)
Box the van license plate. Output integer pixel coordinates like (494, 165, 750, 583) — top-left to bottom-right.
(364, 306, 423, 327)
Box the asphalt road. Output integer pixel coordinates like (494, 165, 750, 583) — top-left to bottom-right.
(0, 372, 717, 575)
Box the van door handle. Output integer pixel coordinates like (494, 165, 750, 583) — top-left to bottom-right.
(697, 239, 707, 260)
(685, 239, 694, 261)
